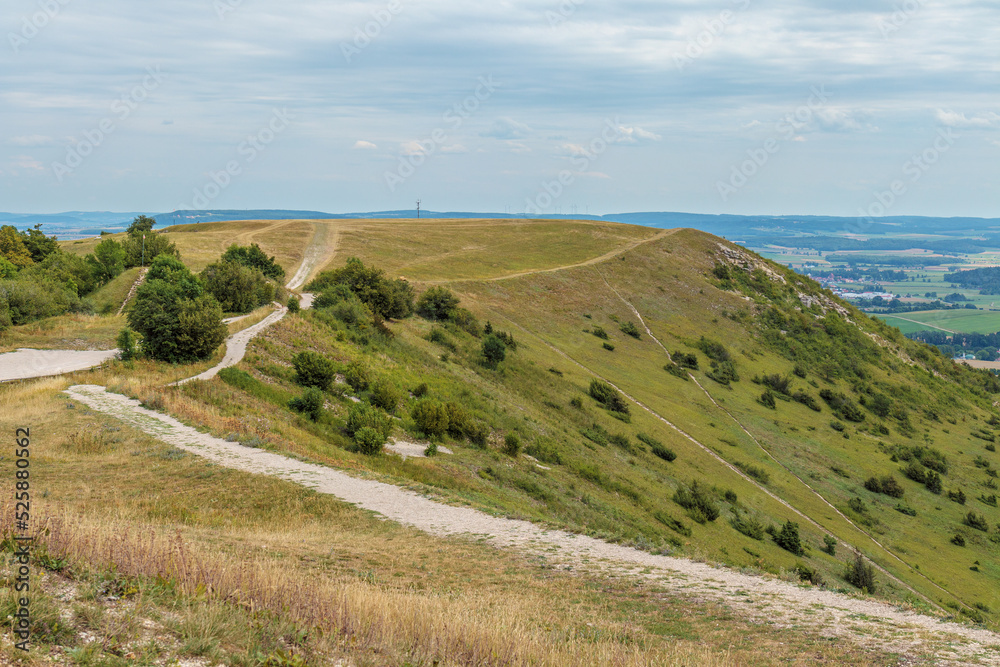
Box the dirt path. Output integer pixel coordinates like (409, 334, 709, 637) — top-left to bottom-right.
(64, 383, 1000, 665)
(116, 267, 149, 316)
(428, 229, 673, 284)
(172, 222, 335, 385)
(0, 349, 118, 383)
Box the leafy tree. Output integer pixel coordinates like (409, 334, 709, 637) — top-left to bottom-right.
(482, 334, 506, 368)
(416, 286, 460, 320)
(122, 230, 178, 268)
(127, 256, 226, 363)
(412, 399, 449, 438)
(292, 351, 336, 389)
(126, 215, 157, 235)
(89, 238, 126, 283)
(0, 275, 80, 324)
(26, 251, 99, 296)
(287, 295, 300, 313)
(21, 224, 59, 263)
(221, 243, 285, 281)
(0, 226, 33, 268)
(503, 433, 521, 456)
(201, 260, 277, 313)
(0, 256, 17, 280)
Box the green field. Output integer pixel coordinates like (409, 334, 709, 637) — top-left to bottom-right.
(876, 310, 1000, 335)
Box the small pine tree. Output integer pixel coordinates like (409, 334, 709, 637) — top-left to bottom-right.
(503, 433, 521, 457)
(116, 328, 138, 361)
(845, 552, 878, 593)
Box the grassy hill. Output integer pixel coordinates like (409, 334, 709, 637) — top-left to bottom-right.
(4, 217, 1000, 664)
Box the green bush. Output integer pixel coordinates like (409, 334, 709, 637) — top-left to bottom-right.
(845, 552, 878, 593)
(706, 360, 740, 385)
(759, 389, 776, 409)
(503, 433, 521, 457)
(292, 351, 336, 389)
(673, 481, 719, 524)
(345, 402, 392, 439)
(730, 510, 765, 540)
(221, 243, 285, 281)
(444, 402, 471, 439)
(482, 334, 506, 368)
(450, 307, 482, 337)
(620, 321, 641, 339)
(964, 512, 990, 532)
(952, 533, 966, 547)
(588, 379, 629, 415)
(416, 286, 460, 320)
(412, 382, 429, 398)
(697, 337, 731, 362)
(590, 326, 609, 340)
(948, 489, 967, 505)
(772, 520, 803, 555)
(116, 328, 138, 361)
(354, 427, 385, 455)
(735, 461, 770, 484)
(672, 351, 699, 369)
(602, 342, 615, 351)
(287, 295, 301, 313)
(466, 421, 489, 448)
(201, 260, 277, 314)
(412, 399, 449, 438)
(288, 387, 325, 422)
(344, 360, 371, 393)
(792, 391, 822, 411)
(823, 535, 837, 556)
(864, 475, 904, 498)
(370, 377, 401, 413)
(307, 257, 413, 319)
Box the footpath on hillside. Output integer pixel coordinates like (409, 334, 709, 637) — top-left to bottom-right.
(64, 382, 1000, 665)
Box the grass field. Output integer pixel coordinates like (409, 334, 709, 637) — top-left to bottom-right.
(875, 310, 1000, 335)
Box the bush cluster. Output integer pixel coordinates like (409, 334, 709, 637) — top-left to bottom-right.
(673, 481, 719, 524)
(588, 379, 630, 415)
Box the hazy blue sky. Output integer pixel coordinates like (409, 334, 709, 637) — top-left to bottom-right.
(2, 0, 997, 217)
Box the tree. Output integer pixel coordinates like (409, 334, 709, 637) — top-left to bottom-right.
(0, 257, 17, 280)
(0, 226, 33, 268)
(288, 387, 324, 422)
(116, 328, 138, 361)
(122, 230, 178, 268)
(127, 215, 157, 235)
(201, 260, 277, 313)
(845, 552, 877, 593)
(482, 334, 506, 368)
(21, 224, 59, 263)
(221, 243, 285, 281)
(127, 255, 226, 363)
(416, 286, 460, 320)
(345, 402, 392, 440)
(588, 379, 630, 415)
(307, 258, 413, 319)
(90, 238, 126, 283)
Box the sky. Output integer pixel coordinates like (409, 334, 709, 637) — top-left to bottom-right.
(1, 0, 998, 217)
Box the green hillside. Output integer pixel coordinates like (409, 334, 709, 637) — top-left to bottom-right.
(5, 218, 1000, 664)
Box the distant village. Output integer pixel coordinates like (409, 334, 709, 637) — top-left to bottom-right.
(808, 273, 897, 302)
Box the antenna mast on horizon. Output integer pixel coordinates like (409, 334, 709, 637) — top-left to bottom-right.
(416, 199, 421, 219)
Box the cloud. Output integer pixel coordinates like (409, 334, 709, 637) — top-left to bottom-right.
(611, 124, 662, 144)
(814, 109, 878, 133)
(353, 140, 378, 150)
(9, 135, 54, 147)
(481, 117, 532, 140)
(399, 141, 426, 156)
(935, 110, 1000, 129)
(9, 156, 46, 173)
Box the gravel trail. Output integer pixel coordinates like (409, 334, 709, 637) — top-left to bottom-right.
(0, 349, 118, 382)
(65, 383, 1000, 665)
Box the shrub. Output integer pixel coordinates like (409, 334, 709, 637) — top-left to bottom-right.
(673, 481, 719, 524)
(427, 327, 455, 349)
(979, 494, 998, 507)
(620, 321, 641, 339)
(952, 533, 966, 547)
(201, 260, 277, 314)
(466, 421, 489, 448)
(603, 342, 615, 352)
(444, 402, 471, 439)
(588, 379, 630, 415)
(902, 461, 926, 484)
(792, 391, 822, 411)
(793, 364, 807, 378)
(759, 389, 776, 409)
(482, 334, 506, 368)
(591, 326, 609, 340)
(307, 257, 414, 319)
(964, 512, 990, 532)
(759, 373, 792, 395)
(345, 402, 392, 439)
(344, 361, 371, 393)
(370, 378, 401, 413)
(569, 397, 583, 409)
(823, 535, 837, 556)
(288, 387, 324, 422)
(450, 307, 482, 337)
(706, 360, 740, 385)
(287, 295, 300, 313)
(819, 389, 865, 422)
(412, 399, 449, 438)
(830, 421, 846, 432)
(292, 352, 336, 390)
(730, 510, 765, 540)
(412, 382, 429, 398)
(845, 553, 878, 594)
(697, 337, 731, 362)
(924, 471, 943, 494)
(948, 489, 967, 505)
(416, 286, 460, 320)
(116, 328, 138, 361)
(503, 433, 521, 457)
(772, 520, 803, 555)
(864, 475, 904, 498)
(672, 351, 698, 369)
(354, 427, 385, 455)
(894, 504, 917, 516)
(735, 461, 770, 484)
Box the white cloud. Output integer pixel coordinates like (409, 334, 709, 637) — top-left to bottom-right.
(353, 140, 378, 150)
(9, 135, 54, 147)
(610, 124, 662, 144)
(481, 117, 532, 140)
(935, 110, 1000, 129)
